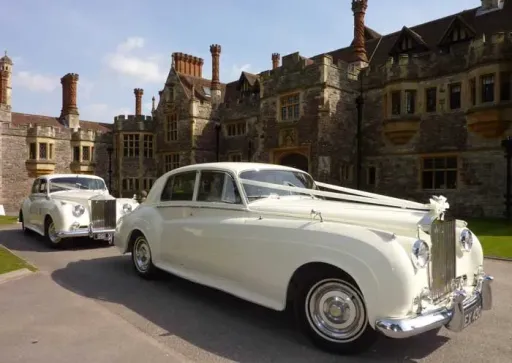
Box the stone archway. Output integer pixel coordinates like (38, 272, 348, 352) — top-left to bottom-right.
(279, 153, 309, 173)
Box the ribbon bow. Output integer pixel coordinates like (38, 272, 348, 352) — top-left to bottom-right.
(429, 195, 450, 218)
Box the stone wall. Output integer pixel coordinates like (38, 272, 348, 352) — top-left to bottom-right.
(1, 123, 112, 212)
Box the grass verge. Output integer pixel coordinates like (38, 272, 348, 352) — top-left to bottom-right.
(466, 218, 512, 259)
(0, 216, 18, 225)
(0, 245, 37, 275)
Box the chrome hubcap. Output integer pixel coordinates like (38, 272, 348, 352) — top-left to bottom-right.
(48, 222, 60, 244)
(134, 238, 150, 272)
(306, 279, 366, 343)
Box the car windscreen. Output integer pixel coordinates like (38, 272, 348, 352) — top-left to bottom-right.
(239, 169, 316, 201)
(49, 177, 106, 192)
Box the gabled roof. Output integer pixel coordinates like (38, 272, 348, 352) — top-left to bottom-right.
(389, 26, 429, 54)
(321, 1, 512, 66)
(11, 112, 112, 132)
(437, 15, 477, 46)
(174, 73, 227, 101)
(236, 71, 259, 90)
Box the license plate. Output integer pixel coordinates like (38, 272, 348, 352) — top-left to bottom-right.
(94, 233, 111, 241)
(463, 299, 482, 328)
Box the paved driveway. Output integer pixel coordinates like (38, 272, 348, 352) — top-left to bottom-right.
(1, 226, 511, 363)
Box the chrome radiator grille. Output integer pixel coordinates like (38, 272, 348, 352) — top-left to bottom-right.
(90, 200, 117, 229)
(430, 219, 457, 301)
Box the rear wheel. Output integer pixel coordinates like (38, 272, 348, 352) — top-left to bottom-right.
(131, 234, 158, 279)
(293, 270, 378, 355)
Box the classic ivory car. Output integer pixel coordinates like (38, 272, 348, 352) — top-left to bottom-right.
(113, 162, 493, 354)
(20, 174, 139, 248)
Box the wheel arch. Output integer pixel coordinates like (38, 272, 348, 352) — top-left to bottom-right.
(286, 262, 361, 306)
(283, 257, 382, 328)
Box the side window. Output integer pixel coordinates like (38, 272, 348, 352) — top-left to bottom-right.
(197, 171, 242, 204)
(160, 171, 197, 202)
(39, 180, 48, 193)
(31, 179, 40, 194)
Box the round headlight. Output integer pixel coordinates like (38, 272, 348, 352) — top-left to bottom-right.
(72, 204, 85, 217)
(411, 240, 430, 269)
(460, 228, 473, 252)
(122, 203, 133, 214)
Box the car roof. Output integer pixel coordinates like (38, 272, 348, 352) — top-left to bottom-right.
(168, 162, 307, 175)
(36, 174, 105, 181)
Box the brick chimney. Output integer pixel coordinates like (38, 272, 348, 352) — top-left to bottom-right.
(60, 73, 80, 130)
(210, 44, 221, 91)
(272, 53, 280, 69)
(351, 0, 368, 63)
(171, 52, 204, 78)
(134, 88, 143, 115)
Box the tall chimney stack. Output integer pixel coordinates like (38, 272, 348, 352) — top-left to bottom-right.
(209, 44, 222, 104)
(60, 73, 80, 130)
(210, 44, 221, 91)
(171, 53, 204, 77)
(351, 0, 368, 64)
(134, 88, 143, 116)
(272, 53, 280, 69)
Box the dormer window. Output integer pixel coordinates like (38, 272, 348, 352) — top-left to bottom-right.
(401, 38, 413, 51)
(203, 86, 211, 97)
(389, 26, 429, 59)
(438, 16, 475, 49)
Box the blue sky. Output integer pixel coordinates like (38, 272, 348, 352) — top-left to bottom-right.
(2, 0, 481, 123)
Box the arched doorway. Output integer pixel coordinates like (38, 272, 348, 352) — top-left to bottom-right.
(279, 153, 309, 173)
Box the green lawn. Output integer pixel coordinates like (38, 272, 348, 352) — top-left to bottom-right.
(466, 218, 512, 259)
(0, 246, 36, 275)
(0, 216, 18, 225)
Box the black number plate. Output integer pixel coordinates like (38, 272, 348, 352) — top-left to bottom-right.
(463, 298, 482, 329)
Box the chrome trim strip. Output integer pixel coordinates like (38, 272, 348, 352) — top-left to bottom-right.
(375, 274, 493, 339)
(57, 228, 115, 239)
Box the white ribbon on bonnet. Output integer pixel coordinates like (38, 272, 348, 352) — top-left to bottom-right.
(429, 195, 450, 218)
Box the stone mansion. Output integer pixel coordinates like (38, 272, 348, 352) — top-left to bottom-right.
(0, 0, 511, 218)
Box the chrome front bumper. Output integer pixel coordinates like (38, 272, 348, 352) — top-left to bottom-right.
(57, 224, 115, 241)
(375, 274, 493, 339)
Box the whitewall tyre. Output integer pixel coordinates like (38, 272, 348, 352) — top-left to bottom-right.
(44, 217, 62, 249)
(131, 235, 157, 279)
(294, 273, 378, 355)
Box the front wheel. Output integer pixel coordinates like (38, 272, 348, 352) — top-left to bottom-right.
(44, 216, 63, 249)
(19, 211, 28, 234)
(131, 234, 158, 279)
(294, 273, 378, 355)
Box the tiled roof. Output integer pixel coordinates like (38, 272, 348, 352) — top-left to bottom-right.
(323, 2, 512, 66)
(176, 73, 227, 101)
(11, 112, 112, 132)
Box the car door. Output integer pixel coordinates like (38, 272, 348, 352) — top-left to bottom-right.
(182, 169, 249, 282)
(26, 178, 41, 226)
(31, 178, 49, 229)
(156, 170, 199, 269)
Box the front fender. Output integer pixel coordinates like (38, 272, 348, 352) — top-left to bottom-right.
(278, 222, 417, 329)
(45, 202, 77, 231)
(115, 205, 158, 255)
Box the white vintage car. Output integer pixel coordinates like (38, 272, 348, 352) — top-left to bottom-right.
(20, 174, 139, 248)
(113, 162, 493, 354)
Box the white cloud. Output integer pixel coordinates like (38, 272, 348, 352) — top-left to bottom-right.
(229, 63, 251, 80)
(116, 37, 145, 53)
(13, 71, 59, 93)
(104, 37, 166, 83)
